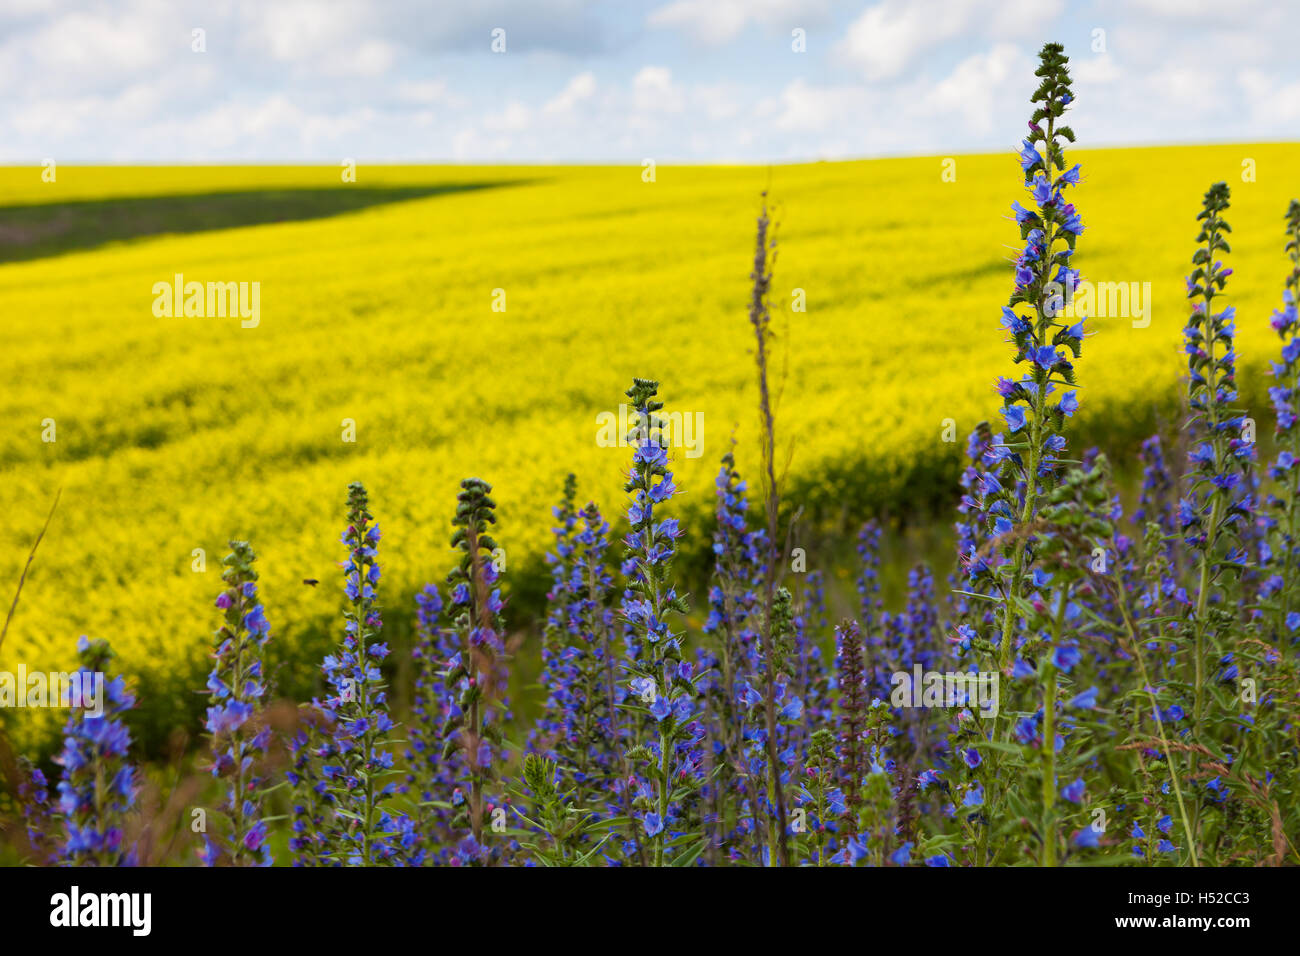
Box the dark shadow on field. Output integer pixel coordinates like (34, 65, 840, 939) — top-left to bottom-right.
(0, 181, 528, 263)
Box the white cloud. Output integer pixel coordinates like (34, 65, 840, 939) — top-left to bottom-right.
(768, 45, 1025, 152)
(979, 0, 1066, 37)
(772, 78, 869, 133)
(1146, 65, 1227, 113)
(694, 83, 743, 121)
(649, 0, 749, 44)
(633, 66, 683, 113)
(838, 1, 953, 82)
(919, 44, 1024, 136)
(1125, 0, 1269, 18)
(451, 127, 515, 160)
(3, 4, 172, 95)
(484, 101, 533, 133)
(395, 80, 453, 105)
(0, 0, 1298, 162)
(1072, 53, 1121, 86)
(544, 71, 597, 115)
(1238, 69, 1300, 127)
(648, 0, 828, 45)
(837, 0, 1061, 81)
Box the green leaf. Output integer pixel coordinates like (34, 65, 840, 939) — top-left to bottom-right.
(979, 739, 1027, 757)
(670, 837, 708, 867)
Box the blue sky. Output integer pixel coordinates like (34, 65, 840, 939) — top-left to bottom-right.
(2, 0, 1297, 163)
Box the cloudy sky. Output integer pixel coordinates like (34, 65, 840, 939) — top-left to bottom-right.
(3, 0, 1297, 163)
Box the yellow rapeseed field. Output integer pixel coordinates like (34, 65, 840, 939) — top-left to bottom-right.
(2, 145, 1298, 751)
